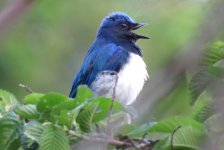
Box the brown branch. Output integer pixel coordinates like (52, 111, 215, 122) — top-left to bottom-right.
(19, 83, 33, 93)
(106, 71, 118, 137)
(69, 130, 157, 149)
(0, 0, 34, 34)
(69, 131, 132, 148)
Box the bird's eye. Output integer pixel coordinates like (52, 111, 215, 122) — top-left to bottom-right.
(120, 23, 128, 29)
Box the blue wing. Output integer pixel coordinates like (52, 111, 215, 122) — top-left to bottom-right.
(69, 43, 129, 98)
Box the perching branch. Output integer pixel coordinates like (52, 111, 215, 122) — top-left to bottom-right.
(69, 130, 132, 148)
(69, 130, 157, 149)
(107, 71, 118, 137)
(0, 0, 34, 34)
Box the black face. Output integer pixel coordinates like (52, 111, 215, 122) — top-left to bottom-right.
(100, 13, 149, 41)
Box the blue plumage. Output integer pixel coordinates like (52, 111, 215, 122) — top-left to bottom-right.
(69, 12, 149, 104)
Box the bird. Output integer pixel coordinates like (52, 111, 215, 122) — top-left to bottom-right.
(69, 12, 149, 106)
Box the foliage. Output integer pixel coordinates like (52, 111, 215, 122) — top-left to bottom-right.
(0, 42, 223, 149)
(0, 86, 212, 150)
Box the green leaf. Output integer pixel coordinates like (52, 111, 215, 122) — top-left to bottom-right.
(0, 117, 21, 150)
(0, 89, 18, 112)
(152, 138, 169, 150)
(56, 110, 74, 127)
(39, 124, 69, 150)
(24, 121, 44, 143)
(189, 66, 224, 105)
(127, 122, 157, 137)
(116, 124, 137, 135)
(167, 126, 204, 150)
(75, 85, 95, 101)
(129, 116, 204, 141)
(52, 98, 83, 114)
(37, 93, 69, 113)
(147, 116, 203, 133)
(14, 104, 39, 119)
(7, 139, 21, 150)
(202, 41, 224, 66)
(153, 127, 204, 150)
(189, 70, 211, 104)
(192, 95, 214, 122)
(23, 93, 44, 104)
(76, 102, 98, 132)
(92, 97, 125, 123)
(189, 41, 224, 105)
(52, 86, 96, 117)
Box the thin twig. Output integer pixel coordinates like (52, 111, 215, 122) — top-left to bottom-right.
(19, 83, 33, 93)
(107, 71, 118, 137)
(170, 125, 181, 149)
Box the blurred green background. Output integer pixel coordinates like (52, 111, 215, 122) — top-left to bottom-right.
(0, 0, 210, 120)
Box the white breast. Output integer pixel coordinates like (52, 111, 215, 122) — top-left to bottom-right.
(90, 53, 148, 105)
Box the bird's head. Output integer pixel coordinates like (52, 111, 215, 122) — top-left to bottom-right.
(98, 12, 149, 42)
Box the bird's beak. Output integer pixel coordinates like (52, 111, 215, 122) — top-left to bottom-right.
(131, 23, 150, 39)
(131, 23, 148, 30)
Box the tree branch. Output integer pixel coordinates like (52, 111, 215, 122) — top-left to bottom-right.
(69, 130, 132, 148)
(107, 71, 118, 137)
(0, 0, 34, 34)
(69, 130, 157, 149)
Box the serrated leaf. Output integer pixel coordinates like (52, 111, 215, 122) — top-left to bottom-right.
(39, 124, 69, 150)
(0, 89, 18, 112)
(76, 102, 98, 132)
(75, 85, 95, 101)
(192, 95, 214, 122)
(52, 98, 82, 114)
(189, 70, 211, 104)
(0, 117, 21, 150)
(37, 93, 69, 113)
(153, 127, 204, 150)
(127, 122, 157, 137)
(23, 93, 44, 104)
(56, 111, 74, 127)
(8, 139, 21, 150)
(202, 41, 224, 66)
(116, 124, 137, 135)
(92, 97, 125, 123)
(24, 121, 44, 143)
(52, 86, 96, 117)
(189, 42, 224, 105)
(14, 104, 39, 119)
(189, 66, 224, 105)
(152, 138, 169, 150)
(147, 116, 203, 134)
(167, 126, 204, 150)
(130, 117, 204, 141)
